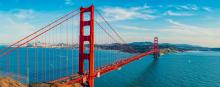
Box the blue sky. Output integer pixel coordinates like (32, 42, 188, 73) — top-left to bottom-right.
(0, 0, 219, 47)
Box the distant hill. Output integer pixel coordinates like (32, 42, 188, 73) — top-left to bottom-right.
(158, 43, 209, 51)
(0, 42, 219, 53)
(210, 48, 220, 51)
(96, 42, 209, 53)
(125, 42, 218, 52)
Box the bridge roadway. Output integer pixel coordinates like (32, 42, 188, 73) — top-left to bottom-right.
(49, 50, 159, 86)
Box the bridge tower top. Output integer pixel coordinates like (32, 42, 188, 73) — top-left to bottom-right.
(153, 37, 160, 59)
(153, 37, 158, 50)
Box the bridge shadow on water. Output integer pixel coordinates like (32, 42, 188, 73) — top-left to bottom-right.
(126, 59, 159, 87)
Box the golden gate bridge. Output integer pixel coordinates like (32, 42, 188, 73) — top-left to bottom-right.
(0, 5, 160, 87)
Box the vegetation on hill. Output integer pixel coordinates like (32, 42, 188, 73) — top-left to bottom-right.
(95, 41, 219, 54)
(0, 77, 27, 87)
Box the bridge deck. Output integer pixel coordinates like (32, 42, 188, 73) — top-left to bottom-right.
(50, 50, 159, 85)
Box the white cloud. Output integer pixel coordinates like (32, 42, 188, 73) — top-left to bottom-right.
(167, 4, 213, 12)
(191, 5, 199, 11)
(64, 0, 74, 5)
(111, 20, 220, 47)
(117, 25, 149, 31)
(99, 5, 156, 21)
(169, 4, 199, 11)
(10, 9, 35, 19)
(160, 19, 220, 47)
(202, 7, 212, 12)
(130, 4, 150, 10)
(166, 19, 220, 37)
(0, 13, 35, 44)
(0, 9, 65, 44)
(102, 7, 136, 21)
(179, 5, 190, 10)
(165, 10, 194, 16)
(181, 5, 198, 11)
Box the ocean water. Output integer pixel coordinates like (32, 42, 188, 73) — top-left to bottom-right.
(0, 48, 220, 87)
(0, 47, 135, 83)
(95, 51, 220, 87)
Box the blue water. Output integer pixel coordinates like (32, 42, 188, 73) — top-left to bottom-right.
(0, 48, 220, 87)
(95, 51, 220, 87)
(0, 47, 135, 83)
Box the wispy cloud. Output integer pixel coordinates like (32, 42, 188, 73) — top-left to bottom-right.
(103, 19, 220, 47)
(160, 19, 220, 47)
(10, 9, 35, 19)
(130, 4, 150, 10)
(117, 25, 150, 31)
(202, 7, 212, 12)
(164, 10, 194, 16)
(0, 12, 35, 43)
(167, 4, 213, 12)
(166, 19, 220, 37)
(0, 9, 65, 44)
(167, 4, 199, 11)
(179, 4, 198, 11)
(99, 4, 157, 21)
(64, 0, 74, 6)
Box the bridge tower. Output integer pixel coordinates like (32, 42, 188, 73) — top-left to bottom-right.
(153, 37, 160, 59)
(79, 5, 95, 87)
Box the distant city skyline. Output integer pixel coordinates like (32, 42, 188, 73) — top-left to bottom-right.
(0, 0, 219, 47)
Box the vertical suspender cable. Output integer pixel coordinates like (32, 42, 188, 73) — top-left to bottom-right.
(41, 35, 44, 82)
(59, 24, 62, 78)
(0, 9, 79, 58)
(44, 33, 47, 81)
(26, 43, 29, 84)
(17, 48, 20, 81)
(34, 39, 37, 82)
(95, 9, 137, 53)
(71, 17, 74, 74)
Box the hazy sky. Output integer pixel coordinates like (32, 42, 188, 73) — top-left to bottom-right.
(0, 0, 219, 47)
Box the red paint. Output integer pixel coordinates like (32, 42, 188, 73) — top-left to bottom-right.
(0, 4, 161, 87)
(153, 37, 160, 58)
(51, 50, 160, 85)
(79, 5, 95, 87)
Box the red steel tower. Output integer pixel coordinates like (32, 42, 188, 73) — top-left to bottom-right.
(153, 37, 160, 59)
(79, 5, 95, 87)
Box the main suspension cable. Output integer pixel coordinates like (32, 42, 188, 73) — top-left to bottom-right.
(95, 9, 138, 53)
(0, 8, 79, 55)
(0, 9, 82, 58)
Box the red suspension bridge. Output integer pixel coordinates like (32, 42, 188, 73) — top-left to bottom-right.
(0, 5, 160, 87)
